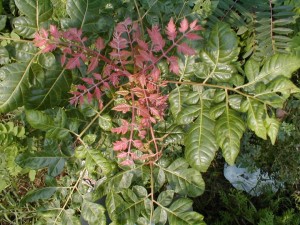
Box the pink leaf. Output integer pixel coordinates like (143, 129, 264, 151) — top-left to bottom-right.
(111, 119, 129, 135)
(139, 74, 147, 87)
(177, 42, 196, 55)
(112, 104, 131, 113)
(87, 57, 98, 73)
(147, 26, 165, 52)
(185, 33, 202, 40)
(87, 91, 93, 103)
(137, 39, 148, 50)
(166, 18, 177, 41)
(179, 18, 189, 33)
(49, 25, 59, 38)
(82, 77, 94, 85)
(120, 159, 134, 166)
(113, 138, 128, 151)
(94, 87, 101, 99)
(190, 20, 203, 31)
(93, 73, 102, 80)
(168, 56, 179, 74)
(133, 140, 143, 149)
(150, 67, 160, 82)
(117, 152, 128, 158)
(95, 37, 105, 51)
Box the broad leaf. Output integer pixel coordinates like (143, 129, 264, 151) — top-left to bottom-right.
(16, 150, 66, 177)
(153, 207, 167, 225)
(176, 105, 200, 125)
(184, 107, 218, 172)
(157, 190, 174, 207)
(198, 22, 239, 82)
(13, 17, 36, 38)
(215, 109, 245, 165)
(85, 149, 114, 175)
(169, 86, 190, 117)
(163, 158, 205, 197)
(25, 64, 72, 110)
(25, 110, 70, 139)
(167, 198, 206, 225)
(21, 187, 57, 204)
(61, 0, 103, 31)
(265, 116, 280, 145)
(0, 63, 31, 113)
(81, 200, 106, 225)
(241, 54, 300, 88)
(15, 0, 53, 23)
(246, 99, 267, 139)
(98, 114, 113, 131)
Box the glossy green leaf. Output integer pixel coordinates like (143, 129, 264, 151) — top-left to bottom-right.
(0, 63, 31, 113)
(215, 109, 245, 165)
(153, 167, 166, 192)
(21, 187, 57, 204)
(0, 15, 6, 31)
(15, 0, 53, 22)
(178, 56, 197, 79)
(157, 190, 174, 207)
(169, 86, 190, 117)
(15, 43, 38, 62)
(132, 186, 148, 198)
(153, 207, 167, 225)
(25, 64, 72, 110)
(198, 22, 239, 82)
(167, 198, 206, 225)
(254, 76, 300, 108)
(38, 52, 56, 69)
(62, 209, 81, 225)
(242, 54, 300, 88)
(13, 17, 36, 38)
(106, 191, 124, 222)
(164, 125, 184, 145)
(25, 110, 70, 139)
(61, 0, 103, 31)
(86, 149, 114, 175)
(16, 150, 66, 177)
(185, 106, 218, 172)
(265, 116, 280, 145)
(82, 200, 106, 225)
(176, 105, 200, 125)
(0, 46, 9, 65)
(246, 99, 267, 139)
(245, 59, 260, 83)
(164, 158, 205, 197)
(98, 114, 112, 131)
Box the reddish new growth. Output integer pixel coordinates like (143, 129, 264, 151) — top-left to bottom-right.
(34, 18, 202, 166)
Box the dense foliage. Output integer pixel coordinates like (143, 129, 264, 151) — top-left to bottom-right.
(1, 0, 300, 224)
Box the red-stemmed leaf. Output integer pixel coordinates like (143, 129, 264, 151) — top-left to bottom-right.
(82, 77, 94, 85)
(179, 18, 189, 33)
(113, 138, 128, 151)
(147, 26, 165, 52)
(112, 104, 131, 113)
(168, 56, 179, 74)
(95, 37, 105, 51)
(185, 33, 202, 40)
(132, 140, 143, 149)
(177, 42, 196, 55)
(111, 119, 129, 135)
(166, 18, 177, 41)
(87, 57, 99, 73)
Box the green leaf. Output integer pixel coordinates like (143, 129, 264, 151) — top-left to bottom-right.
(15, 43, 38, 62)
(176, 105, 200, 125)
(153, 167, 166, 192)
(167, 198, 206, 225)
(16, 151, 66, 177)
(169, 86, 190, 117)
(106, 191, 124, 222)
(21, 187, 57, 204)
(164, 125, 184, 145)
(82, 200, 106, 225)
(157, 190, 174, 207)
(86, 149, 114, 175)
(245, 59, 260, 83)
(265, 116, 280, 145)
(246, 99, 267, 139)
(25, 64, 72, 110)
(199, 22, 239, 82)
(0, 63, 31, 113)
(164, 158, 205, 197)
(254, 76, 300, 108)
(62, 209, 81, 225)
(153, 207, 167, 225)
(12, 17, 36, 38)
(38, 52, 56, 69)
(215, 109, 245, 165)
(61, 0, 103, 31)
(25, 110, 70, 139)
(242, 54, 300, 87)
(15, 0, 53, 22)
(0, 47, 9, 65)
(0, 15, 6, 31)
(98, 114, 112, 131)
(184, 105, 218, 172)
